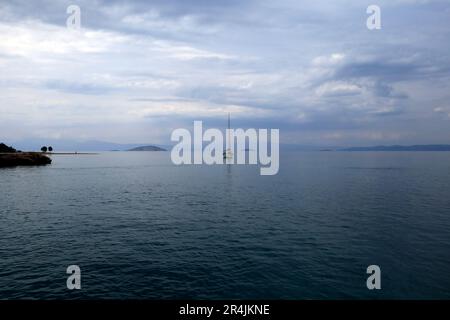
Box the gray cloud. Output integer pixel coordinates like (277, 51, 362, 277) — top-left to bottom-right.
(1, 0, 450, 145)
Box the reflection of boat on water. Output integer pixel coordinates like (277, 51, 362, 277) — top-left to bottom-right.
(223, 112, 233, 159)
(223, 149, 233, 159)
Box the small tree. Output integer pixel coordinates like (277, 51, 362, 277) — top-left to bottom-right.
(48, 146, 53, 152)
(41, 146, 48, 152)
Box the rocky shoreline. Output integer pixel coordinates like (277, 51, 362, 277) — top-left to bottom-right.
(0, 152, 52, 167)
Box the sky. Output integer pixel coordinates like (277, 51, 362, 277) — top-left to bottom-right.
(0, 0, 450, 147)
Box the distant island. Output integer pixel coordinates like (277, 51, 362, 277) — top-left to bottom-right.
(0, 143, 52, 167)
(127, 145, 167, 151)
(341, 145, 450, 151)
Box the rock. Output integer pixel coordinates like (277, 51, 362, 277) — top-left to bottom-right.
(0, 152, 52, 167)
(0, 143, 17, 153)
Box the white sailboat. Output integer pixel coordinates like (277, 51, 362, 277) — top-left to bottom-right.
(223, 112, 233, 159)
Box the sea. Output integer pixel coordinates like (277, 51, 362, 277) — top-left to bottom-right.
(1, 151, 450, 299)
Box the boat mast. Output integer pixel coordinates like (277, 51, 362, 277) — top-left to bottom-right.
(227, 112, 231, 149)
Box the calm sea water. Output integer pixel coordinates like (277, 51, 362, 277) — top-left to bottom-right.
(1, 151, 450, 299)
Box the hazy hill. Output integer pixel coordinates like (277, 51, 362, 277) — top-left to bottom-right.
(10, 139, 169, 152)
(341, 145, 450, 151)
(127, 145, 167, 151)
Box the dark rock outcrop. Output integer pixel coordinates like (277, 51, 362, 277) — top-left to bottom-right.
(0, 143, 17, 153)
(0, 152, 52, 167)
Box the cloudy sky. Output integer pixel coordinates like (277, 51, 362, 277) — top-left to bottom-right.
(1, 0, 450, 146)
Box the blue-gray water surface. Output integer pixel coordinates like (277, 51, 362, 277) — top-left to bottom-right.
(1, 151, 450, 299)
